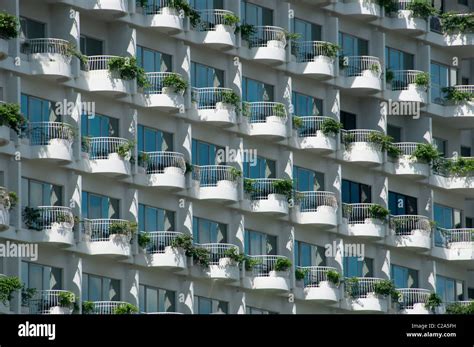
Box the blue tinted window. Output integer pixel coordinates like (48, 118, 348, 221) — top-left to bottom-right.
(431, 62, 449, 104)
(291, 91, 323, 117)
(193, 216, 227, 243)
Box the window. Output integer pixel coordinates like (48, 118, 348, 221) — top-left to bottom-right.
(82, 192, 120, 219)
(468, 288, 474, 300)
(241, 1, 273, 26)
(242, 77, 274, 102)
(388, 191, 418, 215)
(387, 125, 402, 143)
(245, 230, 277, 255)
(436, 275, 463, 303)
(343, 257, 373, 277)
(340, 111, 356, 130)
(434, 203, 462, 246)
(194, 296, 228, 314)
(432, 137, 447, 157)
(431, 62, 450, 104)
(243, 155, 276, 178)
(246, 306, 275, 314)
(293, 166, 324, 191)
(193, 217, 227, 243)
(391, 265, 419, 288)
(21, 262, 62, 292)
(466, 217, 473, 228)
(21, 178, 63, 207)
(294, 241, 326, 267)
(338, 32, 368, 56)
(136, 46, 172, 73)
(81, 113, 119, 137)
(137, 125, 173, 152)
(385, 47, 414, 71)
(190, 0, 223, 9)
(292, 18, 321, 42)
(292, 92, 323, 117)
(138, 204, 175, 232)
(139, 285, 175, 313)
(20, 17, 46, 39)
(461, 146, 471, 157)
(342, 179, 371, 203)
(192, 139, 224, 165)
(21, 94, 59, 123)
(191, 62, 224, 88)
(82, 273, 120, 302)
(458, 0, 468, 6)
(80, 35, 103, 56)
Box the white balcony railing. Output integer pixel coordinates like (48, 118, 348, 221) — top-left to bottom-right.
(248, 26, 286, 48)
(83, 137, 130, 160)
(345, 277, 384, 299)
(144, 72, 184, 95)
(196, 243, 239, 265)
(27, 122, 75, 146)
(433, 157, 474, 177)
(244, 102, 288, 124)
(29, 290, 74, 314)
(83, 218, 131, 242)
(342, 203, 385, 224)
(194, 9, 237, 31)
(192, 87, 235, 110)
(292, 41, 337, 63)
(295, 116, 332, 137)
(246, 178, 290, 200)
(138, 0, 174, 14)
(142, 231, 183, 254)
(394, 0, 413, 11)
(22, 38, 70, 57)
(342, 56, 382, 78)
(390, 70, 425, 91)
(452, 85, 474, 94)
(393, 142, 420, 156)
(192, 165, 239, 187)
(298, 266, 338, 287)
(297, 191, 338, 212)
(391, 215, 432, 235)
(341, 129, 384, 145)
(88, 301, 132, 314)
(438, 228, 474, 245)
(139, 151, 186, 174)
(397, 288, 431, 309)
(32, 206, 74, 230)
(248, 255, 290, 277)
(83, 55, 119, 71)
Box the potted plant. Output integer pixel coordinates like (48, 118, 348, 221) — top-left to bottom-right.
(162, 73, 188, 95)
(373, 279, 397, 298)
(345, 277, 360, 298)
(108, 221, 137, 243)
(414, 72, 430, 90)
(107, 57, 150, 88)
(295, 267, 308, 286)
(292, 116, 303, 129)
(270, 258, 292, 277)
(385, 69, 394, 84)
(272, 103, 287, 119)
(243, 256, 262, 271)
(406, 0, 438, 20)
(238, 24, 256, 47)
(440, 12, 474, 34)
(243, 178, 255, 195)
(22, 207, 42, 231)
(189, 246, 210, 267)
(82, 300, 94, 314)
(217, 90, 240, 113)
(326, 270, 341, 286)
(220, 247, 243, 267)
(272, 179, 294, 201)
(117, 140, 135, 160)
(0, 11, 19, 40)
(367, 204, 389, 223)
(0, 103, 26, 136)
(113, 303, 139, 314)
(376, 0, 398, 15)
(442, 87, 473, 104)
(50, 291, 75, 314)
(425, 293, 442, 313)
(138, 232, 151, 250)
(229, 167, 242, 181)
(0, 276, 22, 311)
(410, 143, 440, 165)
(321, 118, 342, 136)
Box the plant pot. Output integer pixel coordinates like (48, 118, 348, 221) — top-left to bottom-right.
(162, 7, 178, 16)
(269, 270, 287, 277)
(49, 306, 72, 314)
(267, 39, 284, 49)
(162, 86, 178, 95)
(364, 218, 383, 225)
(218, 257, 236, 267)
(109, 233, 129, 244)
(216, 101, 235, 111)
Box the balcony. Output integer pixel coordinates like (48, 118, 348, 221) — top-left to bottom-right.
(81, 56, 133, 95)
(24, 206, 75, 246)
(82, 137, 132, 176)
(340, 0, 380, 19)
(192, 87, 238, 126)
(341, 130, 384, 166)
(71, 0, 128, 15)
(291, 41, 336, 80)
(389, 215, 432, 250)
(397, 288, 431, 314)
(387, 0, 428, 35)
(199, 243, 240, 281)
(292, 191, 338, 228)
(26, 122, 74, 162)
(192, 10, 237, 49)
(245, 179, 290, 215)
(340, 56, 382, 93)
(138, 232, 187, 270)
(28, 290, 75, 315)
(242, 102, 288, 140)
(342, 203, 387, 239)
(299, 266, 340, 303)
(438, 13, 474, 47)
(443, 86, 474, 121)
(137, 72, 185, 111)
(387, 70, 428, 104)
(245, 26, 287, 65)
(435, 228, 474, 262)
(192, 165, 239, 202)
(293, 116, 337, 153)
(431, 156, 474, 192)
(248, 255, 290, 292)
(345, 277, 389, 313)
(0, 187, 11, 231)
(137, 0, 184, 34)
(85, 301, 136, 314)
(81, 219, 132, 258)
(137, 151, 186, 190)
(23, 39, 72, 79)
(389, 143, 430, 178)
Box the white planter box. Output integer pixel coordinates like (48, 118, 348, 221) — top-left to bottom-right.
(49, 306, 73, 315)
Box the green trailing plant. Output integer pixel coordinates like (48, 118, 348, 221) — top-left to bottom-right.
(190, 246, 210, 267)
(244, 255, 262, 271)
(21, 288, 36, 306)
(170, 234, 193, 255)
(109, 221, 137, 236)
(272, 103, 287, 118)
(345, 277, 360, 298)
(326, 270, 340, 285)
(222, 13, 240, 27)
(7, 192, 18, 210)
(58, 291, 75, 308)
(22, 207, 42, 231)
(0, 12, 19, 39)
(138, 152, 149, 167)
(369, 63, 380, 74)
(138, 232, 151, 248)
(442, 87, 473, 103)
(440, 12, 474, 34)
(342, 132, 355, 146)
(425, 293, 442, 312)
(321, 118, 342, 136)
(446, 301, 474, 314)
(410, 143, 440, 164)
(220, 90, 240, 109)
(243, 178, 255, 194)
(66, 42, 88, 65)
(113, 303, 138, 314)
(229, 167, 242, 181)
(295, 268, 308, 281)
(292, 116, 303, 129)
(274, 258, 292, 272)
(406, 0, 439, 20)
(272, 179, 294, 200)
(319, 42, 340, 59)
(167, 0, 200, 27)
(367, 204, 390, 221)
(239, 23, 256, 42)
(414, 72, 430, 88)
(117, 141, 135, 158)
(446, 157, 474, 176)
(82, 301, 94, 314)
(0, 103, 26, 135)
(81, 136, 91, 153)
(0, 276, 22, 304)
(162, 73, 188, 94)
(385, 69, 394, 83)
(185, 162, 193, 174)
(376, 0, 398, 15)
(367, 132, 400, 156)
(223, 247, 245, 264)
(373, 279, 397, 297)
(107, 57, 150, 88)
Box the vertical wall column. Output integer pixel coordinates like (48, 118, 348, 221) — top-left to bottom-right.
(179, 280, 194, 314)
(124, 269, 140, 308)
(176, 42, 191, 109)
(65, 254, 82, 312)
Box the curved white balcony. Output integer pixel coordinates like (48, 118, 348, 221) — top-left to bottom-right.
(26, 122, 74, 162)
(341, 0, 380, 19)
(249, 255, 290, 292)
(243, 102, 288, 140)
(388, 70, 428, 104)
(342, 203, 387, 239)
(81, 219, 132, 258)
(293, 116, 337, 153)
(441, 14, 474, 47)
(199, 243, 240, 281)
(139, 232, 187, 270)
(81, 56, 133, 95)
(436, 228, 474, 261)
(346, 277, 389, 313)
(293, 191, 338, 228)
(388, 0, 428, 34)
(138, 151, 186, 190)
(397, 288, 431, 314)
(23, 39, 72, 79)
(71, 0, 128, 14)
(341, 129, 384, 166)
(390, 215, 432, 250)
(0, 125, 9, 146)
(0, 38, 8, 60)
(443, 86, 474, 121)
(300, 266, 340, 303)
(25, 206, 74, 246)
(139, 72, 185, 111)
(193, 10, 237, 49)
(246, 179, 290, 215)
(83, 137, 131, 176)
(390, 143, 430, 178)
(192, 87, 237, 126)
(246, 26, 287, 65)
(29, 290, 74, 315)
(292, 41, 335, 80)
(193, 165, 239, 202)
(431, 156, 474, 192)
(137, 1, 184, 34)
(86, 301, 136, 315)
(341, 56, 382, 93)
(0, 187, 11, 231)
